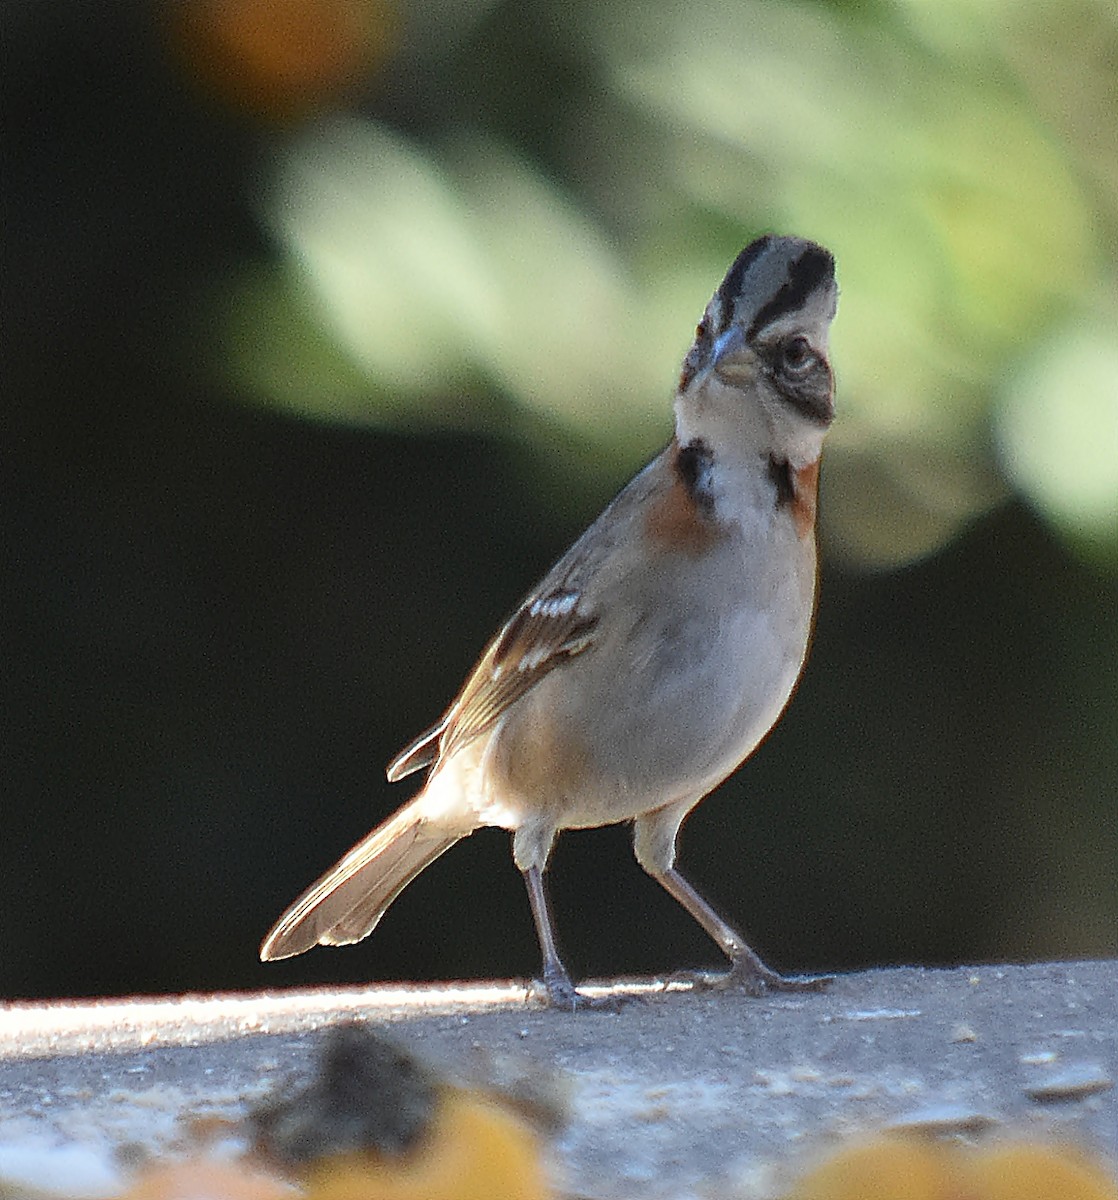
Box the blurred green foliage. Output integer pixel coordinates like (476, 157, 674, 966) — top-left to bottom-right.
(219, 0, 1118, 567)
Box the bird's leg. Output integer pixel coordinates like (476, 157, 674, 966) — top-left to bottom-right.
(523, 864, 580, 1008)
(522, 865, 621, 1011)
(651, 866, 832, 995)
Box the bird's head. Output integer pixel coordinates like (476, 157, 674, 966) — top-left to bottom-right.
(676, 236, 838, 470)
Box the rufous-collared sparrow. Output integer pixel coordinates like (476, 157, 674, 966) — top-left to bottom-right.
(261, 235, 839, 1009)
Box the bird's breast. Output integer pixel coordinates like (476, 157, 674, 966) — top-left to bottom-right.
(483, 515, 817, 830)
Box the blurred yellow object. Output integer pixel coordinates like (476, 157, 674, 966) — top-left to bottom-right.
(168, 0, 395, 121)
(970, 1144, 1118, 1200)
(788, 1138, 961, 1200)
(789, 1136, 1118, 1200)
(303, 1089, 551, 1200)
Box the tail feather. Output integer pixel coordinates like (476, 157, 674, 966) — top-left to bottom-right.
(260, 795, 469, 962)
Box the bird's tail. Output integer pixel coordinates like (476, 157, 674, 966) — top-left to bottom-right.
(260, 789, 473, 962)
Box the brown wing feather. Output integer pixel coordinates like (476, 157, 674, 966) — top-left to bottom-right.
(440, 589, 597, 759)
(386, 723, 445, 782)
(386, 588, 597, 779)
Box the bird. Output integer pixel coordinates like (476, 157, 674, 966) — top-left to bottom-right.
(260, 234, 839, 1009)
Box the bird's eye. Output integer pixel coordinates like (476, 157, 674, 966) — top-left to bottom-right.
(781, 335, 815, 373)
(695, 316, 710, 342)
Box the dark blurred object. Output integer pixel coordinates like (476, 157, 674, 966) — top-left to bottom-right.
(250, 1023, 551, 1199)
(252, 1024, 436, 1165)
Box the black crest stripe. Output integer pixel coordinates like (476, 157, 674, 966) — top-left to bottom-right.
(675, 439, 715, 514)
(746, 245, 834, 341)
(714, 236, 774, 334)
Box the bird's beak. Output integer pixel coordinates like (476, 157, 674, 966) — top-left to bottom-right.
(710, 324, 752, 383)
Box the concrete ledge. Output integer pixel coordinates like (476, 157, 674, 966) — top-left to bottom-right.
(1, 962, 1115, 1197)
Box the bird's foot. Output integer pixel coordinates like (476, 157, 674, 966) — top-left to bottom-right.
(529, 967, 626, 1012)
(728, 962, 833, 997)
(667, 961, 833, 998)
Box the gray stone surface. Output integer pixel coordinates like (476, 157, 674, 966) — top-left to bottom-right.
(0, 962, 1115, 1197)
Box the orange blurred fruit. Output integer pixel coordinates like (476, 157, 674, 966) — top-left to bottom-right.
(120, 1158, 294, 1199)
(168, 0, 395, 121)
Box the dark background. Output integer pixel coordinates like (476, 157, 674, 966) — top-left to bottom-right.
(3, 0, 1116, 1000)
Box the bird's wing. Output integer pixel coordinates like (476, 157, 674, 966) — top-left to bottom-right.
(387, 586, 598, 780)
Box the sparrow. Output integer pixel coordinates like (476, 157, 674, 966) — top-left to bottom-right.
(261, 234, 839, 1009)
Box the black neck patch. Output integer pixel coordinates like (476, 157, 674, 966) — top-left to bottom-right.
(675, 439, 716, 514)
(768, 455, 795, 509)
(747, 245, 834, 341)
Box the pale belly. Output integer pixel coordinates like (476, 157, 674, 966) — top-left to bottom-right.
(562, 603, 808, 826)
